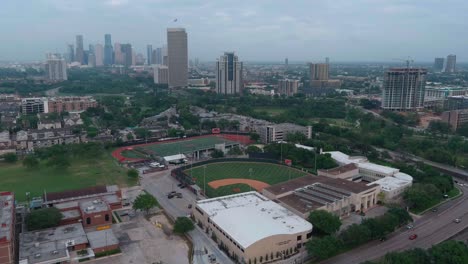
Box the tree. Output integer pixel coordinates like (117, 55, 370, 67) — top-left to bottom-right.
(211, 149, 224, 158)
(382, 248, 430, 264)
(23, 155, 39, 169)
(126, 133, 134, 141)
(227, 146, 243, 156)
(403, 183, 442, 212)
(2, 153, 17, 163)
(173, 216, 195, 234)
(249, 133, 260, 142)
(127, 169, 139, 179)
(134, 127, 150, 139)
(308, 210, 342, 235)
(429, 240, 468, 264)
(339, 224, 371, 248)
(46, 155, 70, 169)
(427, 121, 451, 136)
(133, 193, 159, 214)
(246, 145, 262, 154)
(306, 236, 342, 260)
(26, 207, 62, 231)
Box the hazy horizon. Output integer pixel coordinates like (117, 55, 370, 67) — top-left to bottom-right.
(1, 0, 467, 62)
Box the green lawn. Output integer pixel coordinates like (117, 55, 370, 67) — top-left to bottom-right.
(184, 162, 310, 197)
(0, 154, 133, 201)
(124, 135, 238, 158)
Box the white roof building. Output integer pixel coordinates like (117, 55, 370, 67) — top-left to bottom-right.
(193, 192, 312, 262)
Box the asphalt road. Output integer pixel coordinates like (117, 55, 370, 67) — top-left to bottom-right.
(321, 184, 468, 264)
(140, 169, 234, 264)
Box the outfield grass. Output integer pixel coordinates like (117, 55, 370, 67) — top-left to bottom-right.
(124, 135, 238, 158)
(185, 162, 310, 197)
(0, 154, 133, 201)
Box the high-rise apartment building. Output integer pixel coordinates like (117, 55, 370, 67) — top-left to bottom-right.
(66, 44, 74, 63)
(75, 35, 84, 64)
(382, 68, 427, 111)
(433, 58, 444, 72)
(154, 65, 169, 84)
(104, 34, 113, 65)
(310, 63, 329, 81)
(216, 52, 243, 95)
(120, 44, 133, 68)
(278, 79, 299, 96)
(167, 28, 188, 88)
(45, 54, 68, 81)
(445, 54, 456, 73)
(94, 44, 104, 66)
(146, 45, 153, 65)
(114, 43, 123, 65)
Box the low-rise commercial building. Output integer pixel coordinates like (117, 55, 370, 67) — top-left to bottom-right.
(0, 192, 15, 264)
(258, 123, 312, 144)
(193, 192, 312, 264)
(263, 176, 380, 218)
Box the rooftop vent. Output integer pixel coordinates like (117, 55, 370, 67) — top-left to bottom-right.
(34, 253, 41, 259)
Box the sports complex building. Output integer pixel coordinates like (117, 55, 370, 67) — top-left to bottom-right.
(193, 192, 312, 264)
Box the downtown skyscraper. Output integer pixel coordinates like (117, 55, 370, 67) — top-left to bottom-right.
(167, 28, 188, 88)
(146, 44, 153, 65)
(75, 35, 84, 64)
(216, 52, 243, 95)
(104, 34, 113, 65)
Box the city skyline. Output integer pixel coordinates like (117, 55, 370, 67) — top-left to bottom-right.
(1, 0, 467, 62)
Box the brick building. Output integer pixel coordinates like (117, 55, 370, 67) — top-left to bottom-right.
(0, 192, 15, 264)
(47, 97, 98, 113)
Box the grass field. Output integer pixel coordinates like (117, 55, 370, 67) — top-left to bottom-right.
(184, 162, 310, 197)
(124, 136, 238, 158)
(0, 154, 133, 201)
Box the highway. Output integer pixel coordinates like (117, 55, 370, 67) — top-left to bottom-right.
(321, 183, 468, 264)
(140, 169, 234, 264)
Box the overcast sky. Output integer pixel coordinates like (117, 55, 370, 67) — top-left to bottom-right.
(1, 0, 467, 62)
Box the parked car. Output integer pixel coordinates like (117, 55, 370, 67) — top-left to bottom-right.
(409, 234, 418, 240)
(454, 218, 461, 223)
(176, 193, 183, 198)
(406, 224, 413, 229)
(431, 208, 438, 212)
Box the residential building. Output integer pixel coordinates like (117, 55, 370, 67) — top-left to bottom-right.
(441, 109, 468, 130)
(45, 54, 68, 81)
(0, 192, 15, 264)
(94, 44, 104, 66)
(146, 45, 153, 65)
(47, 97, 97, 113)
(21, 98, 47, 114)
(445, 54, 456, 73)
(433, 57, 444, 72)
(14, 128, 85, 152)
(75, 35, 84, 64)
(307, 63, 341, 92)
(278, 79, 299, 96)
(309, 63, 329, 81)
(167, 28, 188, 88)
(381, 68, 427, 111)
(263, 176, 380, 218)
(258, 123, 312, 144)
(154, 65, 169, 84)
(216, 52, 243, 95)
(192, 192, 312, 264)
(104, 34, 113, 65)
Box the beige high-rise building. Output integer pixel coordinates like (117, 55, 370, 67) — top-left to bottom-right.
(167, 28, 188, 88)
(45, 54, 68, 81)
(154, 65, 169, 84)
(309, 63, 329, 81)
(94, 44, 104, 66)
(216, 52, 243, 95)
(278, 79, 299, 96)
(114, 43, 123, 65)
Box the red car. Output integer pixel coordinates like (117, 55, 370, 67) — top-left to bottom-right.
(409, 234, 418, 240)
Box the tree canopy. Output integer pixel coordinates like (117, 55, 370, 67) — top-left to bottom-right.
(308, 210, 342, 235)
(26, 207, 62, 231)
(133, 193, 159, 214)
(173, 216, 195, 234)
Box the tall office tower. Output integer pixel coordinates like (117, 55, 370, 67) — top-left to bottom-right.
(310, 63, 329, 81)
(434, 58, 444, 72)
(104, 34, 113, 65)
(216, 52, 243, 95)
(45, 54, 68, 81)
(278, 79, 299, 96)
(154, 65, 169, 84)
(325, 57, 330, 65)
(120, 44, 133, 67)
(75, 35, 84, 64)
(153, 47, 161, 65)
(285, 58, 288, 66)
(445, 54, 457, 73)
(88, 53, 96, 67)
(66, 44, 75, 63)
(114, 43, 123, 65)
(146, 45, 153, 65)
(167, 28, 188, 88)
(88, 44, 95, 55)
(382, 68, 427, 111)
(94, 44, 104, 66)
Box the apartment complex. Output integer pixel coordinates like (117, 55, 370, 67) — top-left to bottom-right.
(167, 28, 188, 88)
(45, 54, 68, 81)
(263, 176, 380, 218)
(193, 192, 312, 264)
(278, 79, 299, 96)
(216, 52, 243, 95)
(0, 192, 15, 264)
(381, 68, 427, 111)
(258, 123, 312, 144)
(21, 97, 97, 114)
